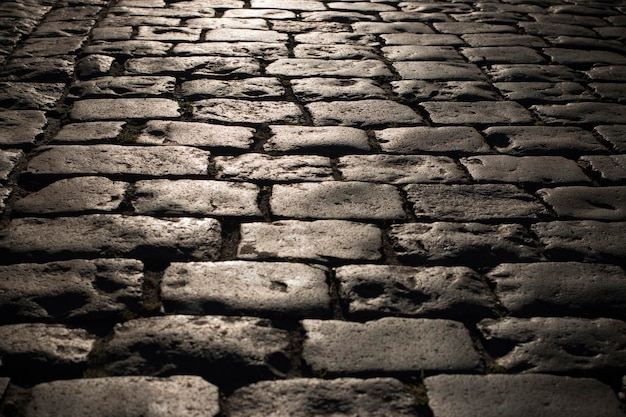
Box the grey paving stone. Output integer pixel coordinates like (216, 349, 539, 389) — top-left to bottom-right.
(0, 187, 9, 214)
(237, 220, 382, 262)
(0, 82, 65, 110)
(461, 33, 547, 47)
(461, 46, 546, 65)
(434, 22, 517, 34)
(185, 17, 267, 29)
(380, 11, 449, 22)
(352, 21, 432, 33)
(483, 126, 606, 156)
(595, 125, 626, 153)
(0, 323, 94, 375)
(264, 125, 370, 153)
(181, 78, 285, 100)
(300, 11, 375, 23)
(400, 3, 472, 13)
(405, 184, 548, 221)
(68, 76, 176, 99)
(272, 20, 351, 33)
(461, 155, 591, 185)
(266, 59, 391, 77)
(75, 54, 115, 79)
(33, 19, 96, 38)
(392, 80, 498, 101)
(24, 376, 220, 417)
(227, 378, 418, 417)
(135, 25, 201, 41)
(545, 36, 625, 53)
(125, 57, 260, 77)
(0, 259, 143, 322)
(376, 126, 490, 154)
(204, 28, 287, 42)
(478, 317, 626, 373)
(494, 81, 593, 102)
(537, 186, 626, 220)
(544, 48, 626, 66)
(0, 149, 22, 182)
(0, 110, 46, 146)
(532, 220, 626, 263)
(26, 145, 209, 176)
(136, 120, 254, 149)
(173, 42, 287, 59)
(162, 261, 330, 317)
(307, 100, 421, 127)
(585, 66, 626, 81)
(99, 16, 181, 27)
(45, 5, 102, 20)
(133, 179, 261, 217)
(487, 262, 626, 318)
(251, 0, 325, 11)
(53, 121, 125, 143)
(82, 40, 172, 56)
(591, 83, 626, 103)
(390, 222, 539, 265)
(103, 315, 291, 385)
(270, 182, 406, 220)
(328, 2, 397, 12)
(91, 26, 133, 40)
(422, 101, 533, 125)
(192, 99, 304, 124)
(222, 9, 296, 19)
(302, 318, 481, 375)
(1, 57, 75, 82)
(294, 32, 378, 45)
(382, 45, 463, 61)
(393, 61, 485, 80)
(581, 155, 626, 182)
(291, 78, 387, 102)
(381, 33, 463, 46)
(487, 64, 584, 82)
(336, 264, 496, 320)
(519, 22, 598, 37)
(214, 154, 333, 182)
(338, 155, 468, 184)
(425, 374, 626, 417)
(532, 103, 626, 125)
(70, 98, 180, 121)
(0, 215, 221, 262)
(13, 36, 86, 57)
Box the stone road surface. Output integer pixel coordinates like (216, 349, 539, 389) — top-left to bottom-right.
(1, 0, 626, 415)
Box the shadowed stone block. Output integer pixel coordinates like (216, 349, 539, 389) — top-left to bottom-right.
(537, 186, 626, 220)
(0, 110, 46, 146)
(68, 76, 176, 99)
(581, 155, 626, 182)
(0, 150, 22, 182)
(125, 57, 260, 77)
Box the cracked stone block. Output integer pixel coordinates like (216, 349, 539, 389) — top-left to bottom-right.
(591, 83, 626, 103)
(91, 26, 134, 40)
(33, 20, 96, 38)
(519, 22, 597, 37)
(26, 145, 209, 176)
(0, 150, 22, 182)
(224, 9, 296, 19)
(405, 184, 548, 220)
(595, 125, 626, 153)
(181, 78, 285, 100)
(433, 22, 516, 33)
(581, 155, 626, 182)
(585, 66, 626, 82)
(68, 76, 176, 99)
(237, 220, 382, 262)
(392, 80, 498, 101)
(250, 0, 325, 10)
(13, 36, 87, 57)
(83, 41, 172, 56)
(0, 259, 143, 322)
(307, 100, 421, 127)
(103, 315, 291, 387)
(487, 64, 584, 82)
(136, 26, 201, 41)
(125, 57, 261, 77)
(1, 57, 75, 82)
(487, 262, 626, 318)
(173, 42, 287, 60)
(393, 61, 485, 80)
(337, 264, 496, 320)
(382, 45, 463, 61)
(532, 220, 626, 263)
(53, 122, 125, 143)
(0, 215, 221, 262)
(537, 186, 626, 220)
(291, 78, 386, 102)
(162, 261, 330, 317)
(494, 82, 594, 102)
(461, 155, 591, 185)
(294, 32, 378, 45)
(24, 376, 220, 417)
(270, 182, 405, 220)
(390, 222, 539, 265)
(214, 154, 332, 182)
(478, 317, 626, 373)
(532, 103, 626, 125)
(425, 374, 626, 417)
(302, 317, 481, 375)
(136, 120, 254, 149)
(376, 126, 489, 154)
(75, 54, 116, 79)
(70, 98, 180, 120)
(0, 82, 65, 110)
(266, 59, 391, 77)
(228, 378, 418, 417)
(265, 125, 370, 153)
(422, 101, 533, 124)
(294, 44, 378, 59)
(133, 179, 261, 217)
(337, 155, 468, 184)
(0, 110, 46, 146)
(193, 99, 304, 124)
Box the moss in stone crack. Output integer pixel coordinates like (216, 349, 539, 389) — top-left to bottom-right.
(116, 121, 145, 144)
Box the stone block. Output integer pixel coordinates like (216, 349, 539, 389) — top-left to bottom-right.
(214, 154, 332, 182)
(537, 186, 626, 220)
(0, 110, 46, 146)
(53, 122, 125, 143)
(192, 99, 304, 124)
(181, 78, 285, 100)
(376, 126, 489, 154)
(392, 80, 498, 101)
(532, 103, 626, 125)
(136, 121, 254, 149)
(264, 125, 370, 153)
(307, 100, 422, 127)
(0, 150, 22, 182)
(70, 98, 180, 120)
(291, 78, 386, 102)
(393, 61, 485, 80)
(266, 59, 391, 77)
(421, 101, 533, 125)
(68, 76, 176, 99)
(581, 155, 626, 182)
(125, 57, 260, 77)
(0, 82, 65, 110)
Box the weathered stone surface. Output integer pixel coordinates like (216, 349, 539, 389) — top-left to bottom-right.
(537, 186, 626, 220)
(204, 28, 286, 42)
(264, 125, 370, 153)
(214, 154, 332, 182)
(0, 110, 46, 146)
(532, 103, 626, 125)
(228, 378, 418, 417)
(462, 46, 546, 65)
(0, 187, 9, 214)
(125, 57, 260, 77)
(172, 42, 287, 59)
(392, 80, 498, 101)
(75, 54, 115, 79)
(494, 81, 593, 102)
(478, 317, 626, 373)
(0, 215, 221, 262)
(382, 45, 462, 61)
(162, 261, 330, 317)
(0, 259, 143, 322)
(405, 184, 547, 220)
(433, 22, 516, 34)
(270, 182, 406, 220)
(545, 48, 626, 66)
(376, 126, 489, 154)
(532, 220, 626, 263)
(425, 374, 626, 417)
(581, 155, 626, 182)
(487, 64, 583, 82)
(487, 262, 626, 318)
(307, 100, 421, 127)
(26, 145, 209, 176)
(291, 78, 387, 102)
(133, 179, 261, 217)
(337, 264, 496, 320)
(91, 26, 133, 40)
(390, 222, 539, 265)
(393, 61, 485, 80)
(223, 8, 295, 18)
(0, 150, 22, 182)
(83, 40, 172, 56)
(293, 44, 378, 59)
(595, 125, 626, 153)
(103, 315, 291, 385)
(1, 57, 75, 82)
(136, 121, 254, 149)
(24, 376, 220, 417)
(462, 33, 547, 47)
(181, 78, 285, 99)
(0, 82, 65, 110)
(13, 36, 86, 57)
(0, 377, 7, 397)
(585, 66, 626, 81)
(294, 32, 378, 45)
(381, 33, 463, 46)
(421, 101, 533, 125)
(193, 99, 304, 124)
(186, 17, 268, 29)
(53, 121, 125, 143)
(461, 155, 591, 185)
(337, 155, 468, 184)
(136, 26, 201, 41)
(68, 76, 176, 99)
(266, 59, 391, 77)
(591, 83, 626, 103)
(70, 98, 180, 120)
(238, 220, 382, 262)
(302, 318, 481, 375)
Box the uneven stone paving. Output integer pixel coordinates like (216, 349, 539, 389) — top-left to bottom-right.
(0, 0, 625, 415)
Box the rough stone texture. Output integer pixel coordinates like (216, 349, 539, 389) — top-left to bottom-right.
(53, 122, 125, 143)
(102, 315, 291, 386)
(181, 78, 285, 100)
(192, 99, 304, 124)
(421, 101, 534, 125)
(227, 378, 419, 417)
(376, 126, 489, 154)
(214, 154, 333, 182)
(392, 80, 499, 101)
(0, 215, 222, 262)
(291, 78, 386, 102)
(302, 318, 481, 375)
(306, 100, 422, 127)
(136, 120, 254, 149)
(125, 57, 261, 77)
(70, 98, 180, 120)
(24, 376, 220, 417)
(237, 220, 382, 262)
(0, 110, 46, 146)
(595, 125, 626, 153)
(0, 150, 22, 182)
(266, 59, 391, 77)
(265, 125, 370, 153)
(537, 186, 626, 220)
(494, 81, 593, 103)
(75, 54, 115, 79)
(336, 264, 496, 320)
(390, 222, 539, 265)
(532, 103, 626, 125)
(68, 76, 176, 99)
(487, 64, 584, 83)
(425, 374, 626, 417)
(270, 182, 406, 220)
(393, 61, 485, 80)
(162, 261, 330, 317)
(0, 82, 65, 110)
(173, 42, 287, 59)
(478, 317, 626, 373)
(487, 262, 626, 318)
(581, 155, 626, 183)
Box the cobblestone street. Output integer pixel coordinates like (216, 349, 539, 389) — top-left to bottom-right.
(1, 0, 626, 415)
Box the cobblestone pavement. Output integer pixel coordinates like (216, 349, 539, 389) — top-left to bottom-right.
(1, 0, 626, 415)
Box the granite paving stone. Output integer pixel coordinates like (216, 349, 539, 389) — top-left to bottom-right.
(461, 46, 546, 65)
(264, 125, 370, 153)
(135, 26, 201, 41)
(595, 125, 626, 153)
(302, 318, 481, 375)
(266, 59, 391, 78)
(581, 155, 626, 182)
(544, 48, 626, 67)
(82, 41, 173, 56)
(422, 101, 534, 125)
(250, 0, 326, 11)
(91, 26, 133, 40)
(461, 33, 547, 47)
(327, 2, 397, 12)
(519, 22, 598, 37)
(124, 57, 261, 77)
(0, 259, 143, 322)
(181, 78, 285, 100)
(537, 186, 626, 220)
(585, 66, 626, 81)
(532, 103, 626, 125)
(136, 121, 254, 149)
(192, 99, 304, 124)
(293, 32, 378, 45)
(487, 64, 584, 82)
(12, 36, 86, 57)
(381, 33, 463, 46)
(184, 17, 268, 29)
(351, 21, 432, 33)
(590, 83, 626, 103)
(70, 98, 180, 120)
(52, 121, 125, 143)
(67, 76, 177, 99)
(376, 126, 490, 154)
(0, 188, 10, 215)
(299, 11, 373, 22)
(267, 20, 350, 33)
(392, 80, 499, 101)
(204, 28, 287, 43)
(172, 42, 287, 59)
(214, 154, 332, 182)
(382, 45, 463, 61)
(433, 22, 517, 34)
(291, 78, 387, 102)
(0, 150, 22, 182)
(75, 54, 115, 79)
(307, 100, 422, 127)
(1, 57, 75, 82)
(162, 261, 330, 317)
(393, 61, 485, 81)
(494, 81, 594, 103)
(0, 82, 65, 110)
(222, 9, 296, 19)
(0, 110, 46, 146)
